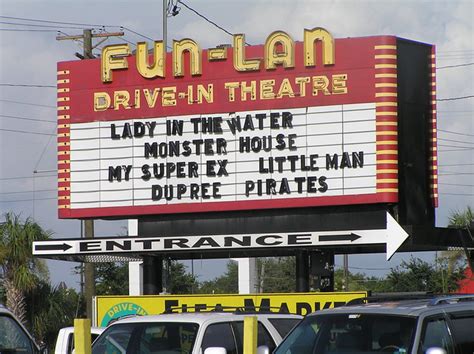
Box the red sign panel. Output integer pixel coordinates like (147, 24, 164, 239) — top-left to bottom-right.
(57, 34, 399, 219)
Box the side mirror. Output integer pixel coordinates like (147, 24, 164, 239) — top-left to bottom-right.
(426, 348, 447, 354)
(257, 345, 270, 354)
(204, 347, 227, 354)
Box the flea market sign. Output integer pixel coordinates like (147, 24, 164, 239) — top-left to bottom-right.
(57, 28, 404, 218)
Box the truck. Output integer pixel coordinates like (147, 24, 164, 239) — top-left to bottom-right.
(54, 326, 104, 354)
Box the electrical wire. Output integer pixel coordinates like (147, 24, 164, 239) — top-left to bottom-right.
(0, 83, 55, 88)
(0, 189, 57, 195)
(438, 137, 474, 145)
(1, 197, 57, 203)
(0, 99, 55, 109)
(0, 21, 90, 30)
(177, 0, 250, 45)
(438, 95, 474, 101)
(0, 28, 58, 32)
(0, 128, 55, 136)
(0, 114, 56, 124)
(437, 62, 474, 69)
(439, 129, 474, 137)
(0, 174, 56, 181)
(0, 15, 108, 27)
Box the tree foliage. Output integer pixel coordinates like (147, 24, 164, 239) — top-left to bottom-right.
(0, 212, 51, 325)
(95, 262, 129, 295)
(258, 257, 296, 293)
(168, 261, 199, 294)
(25, 281, 82, 348)
(198, 261, 238, 294)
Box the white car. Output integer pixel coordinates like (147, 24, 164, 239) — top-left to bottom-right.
(91, 311, 302, 354)
(54, 326, 104, 354)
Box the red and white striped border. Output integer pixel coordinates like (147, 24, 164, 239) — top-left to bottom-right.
(57, 69, 71, 211)
(429, 47, 438, 207)
(374, 39, 398, 199)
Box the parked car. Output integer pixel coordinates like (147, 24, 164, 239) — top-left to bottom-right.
(0, 304, 43, 354)
(54, 326, 104, 354)
(273, 294, 474, 354)
(91, 311, 302, 354)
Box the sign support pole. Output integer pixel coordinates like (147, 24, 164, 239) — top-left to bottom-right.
(295, 250, 309, 292)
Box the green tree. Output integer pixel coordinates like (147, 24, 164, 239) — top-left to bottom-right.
(26, 281, 82, 349)
(95, 262, 129, 295)
(169, 261, 199, 294)
(383, 257, 464, 293)
(441, 206, 473, 276)
(0, 212, 51, 325)
(258, 257, 296, 293)
(198, 261, 238, 294)
(333, 269, 387, 292)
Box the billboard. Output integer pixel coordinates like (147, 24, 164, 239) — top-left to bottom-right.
(94, 292, 367, 327)
(57, 29, 437, 219)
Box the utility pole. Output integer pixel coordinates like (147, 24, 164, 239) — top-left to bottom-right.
(343, 254, 349, 291)
(57, 29, 123, 319)
(163, 0, 167, 52)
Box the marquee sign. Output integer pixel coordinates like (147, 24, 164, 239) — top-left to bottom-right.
(57, 28, 437, 219)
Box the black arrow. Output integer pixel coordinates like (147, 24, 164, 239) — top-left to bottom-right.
(319, 233, 361, 242)
(35, 243, 72, 252)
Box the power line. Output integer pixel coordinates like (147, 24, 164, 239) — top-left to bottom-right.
(0, 83, 56, 88)
(438, 163, 474, 167)
(0, 99, 55, 109)
(0, 20, 90, 30)
(0, 114, 56, 124)
(0, 174, 56, 181)
(438, 95, 474, 101)
(439, 183, 474, 187)
(0, 189, 56, 195)
(1, 197, 57, 203)
(0, 128, 55, 136)
(0, 28, 58, 32)
(0, 15, 108, 27)
(0, 15, 152, 46)
(437, 62, 474, 69)
(440, 192, 474, 196)
(438, 137, 474, 145)
(439, 129, 474, 137)
(438, 172, 474, 176)
(177, 0, 250, 45)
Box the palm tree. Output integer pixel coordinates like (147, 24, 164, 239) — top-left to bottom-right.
(0, 212, 51, 325)
(440, 206, 473, 276)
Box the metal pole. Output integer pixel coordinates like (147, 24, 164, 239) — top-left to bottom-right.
(83, 30, 95, 320)
(343, 254, 349, 291)
(163, 0, 167, 51)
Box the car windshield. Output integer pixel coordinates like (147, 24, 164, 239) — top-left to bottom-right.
(274, 313, 416, 354)
(0, 314, 36, 353)
(92, 321, 199, 354)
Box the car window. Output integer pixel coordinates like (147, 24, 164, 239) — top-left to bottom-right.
(92, 322, 199, 354)
(418, 317, 455, 354)
(448, 311, 474, 354)
(231, 321, 277, 353)
(0, 314, 36, 354)
(274, 314, 416, 354)
(268, 318, 301, 338)
(201, 322, 237, 354)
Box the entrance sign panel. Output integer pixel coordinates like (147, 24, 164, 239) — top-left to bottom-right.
(33, 212, 409, 260)
(56, 30, 437, 219)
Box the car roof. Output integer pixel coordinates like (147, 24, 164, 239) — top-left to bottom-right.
(307, 295, 474, 318)
(109, 312, 302, 326)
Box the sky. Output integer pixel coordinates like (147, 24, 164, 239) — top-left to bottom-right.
(0, 0, 473, 290)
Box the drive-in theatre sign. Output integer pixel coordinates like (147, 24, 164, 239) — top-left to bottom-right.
(56, 28, 437, 219)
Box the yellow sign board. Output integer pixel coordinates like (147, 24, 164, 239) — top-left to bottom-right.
(94, 292, 366, 327)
